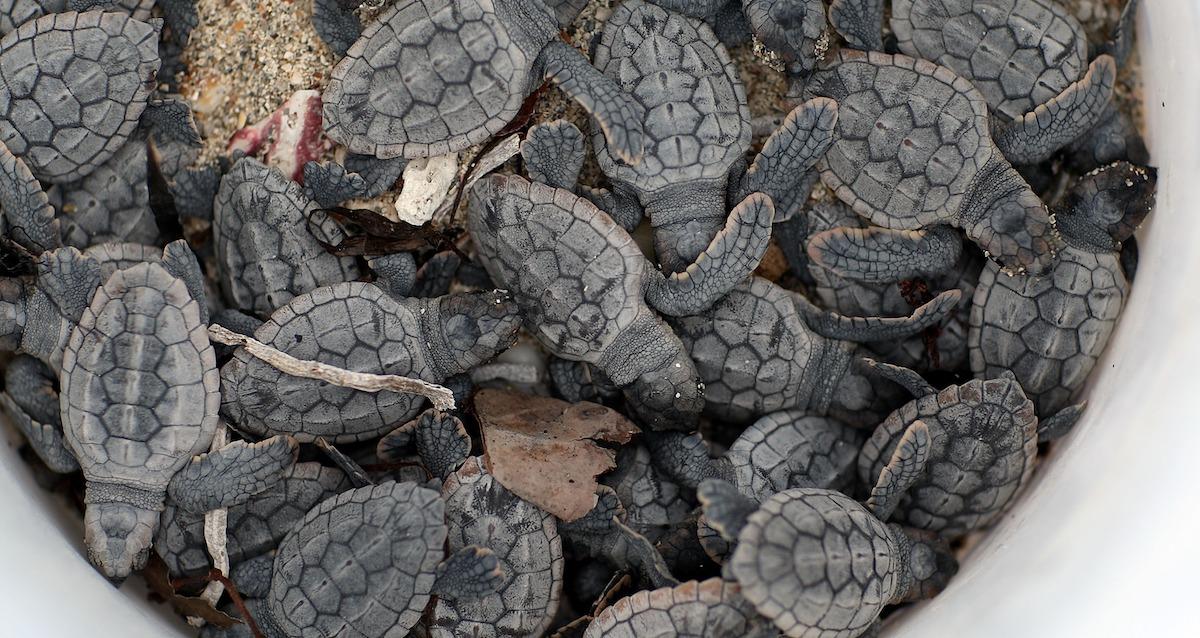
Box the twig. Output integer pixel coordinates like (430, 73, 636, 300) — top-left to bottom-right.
(208, 324, 456, 410)
(189, 424, 232, 627)
(172, 570, 265, 638)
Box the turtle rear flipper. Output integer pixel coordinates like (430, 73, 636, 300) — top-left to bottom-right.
(866, 420, 932, 520)
(791, 288, 961, 343)
(367, 252, 417, 299)
(807, 225, 964, 284)
(1038, 402, 1086, 443)
(522, 119, 586, 191)
(736, 98, 838, 205)
(993, 55, 1117, 166)
(378, 409, 471, 480)
(229, 554, 275, 599)
(644, 193, 774, 316)
(829, 0, 884, 50)
(539, 40, 646, 165)
(35, 247, 103, 327)
(697, 478, 758, 542)
(160, 239, 209, 323)
(433, 546, 505, 601)
(644, 431, 728, 490)
(0, 392, 78, 473)
(168, 435, 300, 514)
(0, 141, 58, 254)
(304, 160, 368, 208)
(141, 95, 202, 148)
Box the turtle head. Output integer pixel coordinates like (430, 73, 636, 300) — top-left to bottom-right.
(1055, 161, 1157, 251)
(428, 290, 521, 376)
(84, 502, 160, 583)
(0, 277, 27, 350)
(892, 524, 958, 602)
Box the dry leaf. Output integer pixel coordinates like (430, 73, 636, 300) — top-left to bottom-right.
(142, 554, 240, 629)
(475, 389, 639, 522)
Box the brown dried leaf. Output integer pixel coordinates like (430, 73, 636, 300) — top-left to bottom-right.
(475, 389, 639, 522)
(141, 554, 240, 629)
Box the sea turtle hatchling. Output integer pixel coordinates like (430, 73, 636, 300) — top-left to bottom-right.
(322, 0, 646, 163)
(232, 481, 506, 638)
(0, 10, 161, 183)
(47, 138, 155, 249)
(467, 173, 774, 430)
(583, 577, 773, 638)
(805, 49, 1055, 274)
(431, 457, 564, 638)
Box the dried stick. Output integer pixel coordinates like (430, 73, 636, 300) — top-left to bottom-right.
(208, 324, 456, 410)
(188, 423, 232, 627)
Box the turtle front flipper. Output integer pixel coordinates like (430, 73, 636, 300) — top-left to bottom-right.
(538, 40, 646, 165)
(696, 478, 758, 541)
(807, 225, 964, 284)
(993, 55, 1118, 166)
(167, 435, 300, 514)
(0, 140, 58, 254)
(160, 240, 209, 323)
(858, 357, 936, 398)
(0, 392, 78, 473)
(432, 546, 505, 601)
(1038, 402, 1086, 443)
(311, 0, 362, 57)
(378, 409, 471, 480)
(2, 355, 77, 472)
(736, 98, 838, 206)
(420, 290, 522, 378)
(644, 431, 730, 490)
(141, 95, 203, 148)
(368, 252, 418, 299)
(866, 420, 932, 520)
(560, 486, 678, 589)
(303, 160, 368, 208)
(790, 288, 962, 343)
(829, 0, 884, 50)
(643, 193, 774, 316)
(521, 120, 586, 191)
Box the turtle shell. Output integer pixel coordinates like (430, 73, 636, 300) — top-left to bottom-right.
(671, 277, 835, 424)
(83, 242, 161, 280)
(858, 377, 1038, 535)
(969, 246, 1126, 416)
(0, 11, 160, 183)
(725, 410, 864, 499)
(583, 578, 760, 638)
(807, 50, 992, 231)
(431, 457, 563, 638)
(323, 0, 548, 159)
(592, 0, 750, 195)
(50, 139, 154, 248)
(220, 282, 436, 443)
(61, 262, 219, 490)
(730, 488, 904, 638)
(267, 481, 446, 638)
(467, 174, 646, 365)
(213, 158, 359, 314)
(891, 0, 1089, 121)
(601, 443, 693, 543)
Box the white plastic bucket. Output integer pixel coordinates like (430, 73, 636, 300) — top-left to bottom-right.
(1, 2, 1197, 636)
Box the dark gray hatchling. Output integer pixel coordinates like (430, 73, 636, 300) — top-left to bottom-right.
(220, 278, 521, 444)
(602, 443, 694, 543)
(431, 457, 564, 638)
(213, 157, 361, 315)
(468, 173, 773, 430)
(322, 0, 646, 163)
(236, 481, 505, 638)
(48, 139, 155, 248)
(699, 441, 958, 638)
(805, 49, 1055, 274)
(583, 577, 772, 638)
(590, 0, 837, 272)
(0, 137, 59, 254)
(0, 11, 161, 183)
(671, 275, 961, 426)
(889, 0, 1118, 165)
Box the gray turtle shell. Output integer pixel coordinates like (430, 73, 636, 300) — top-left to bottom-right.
(583, 577, 760, 638)
(808, 49, 991, 230)
(61, 261, 220, 491)
(431, 457, 563, 638)
(50, 139, 155, 248)
(891, 0, 1088, 121)
(220, 282, 443, 443)
(730, 488, 904, 638)
(213, 157, 359, 314)
(323, 0, 555, 159)
(858, 376, 1037, 535)
(601, 443, 693, 543)
(267, 481, 446, 638)
(0, 0, 156, 36)
(83, 242, 161, 279)
(725, 410, 864, 499)
(591, 0, 750, 195)
(0, 11, 160, 183)
(969, 246, 1125, 417)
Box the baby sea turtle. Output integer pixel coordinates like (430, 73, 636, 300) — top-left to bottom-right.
(48, 139, 155, 248)
(0, 10, 160, 183)
(583, 577, 770, 638)
(220, 280, 520, 443)
(323, 0, 646, 163)
(805, 49, 1054, 274)
(890, 0, 1117, 165)
(431, 457, 564, 638)
(699, 434, 957, 638)
(0, 137, 59, 254)
(467, 173, 773, 430)
(670, 275, 960, 425)
(602, 443, 694, 543)
(590, 0, 836, 271)
(213, 157, 361, 315)
(249, 481, 505, 638)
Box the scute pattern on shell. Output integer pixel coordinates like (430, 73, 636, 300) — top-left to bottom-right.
(583, 578, 759, 638)
(0, 11, 160, 183)
(725, 411, 863, 498)
(730, 489, 902, 638)
(51, 139, 154, 248)
(432, 457, 563, 638)
(858, 377, 1038, 534)
(602, 444, 693, 542)
(267, 481, 446, 638)
(969, 247, 1125, 416)
(891, 0, 1088, 120)
(61, 262, 219, 485)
